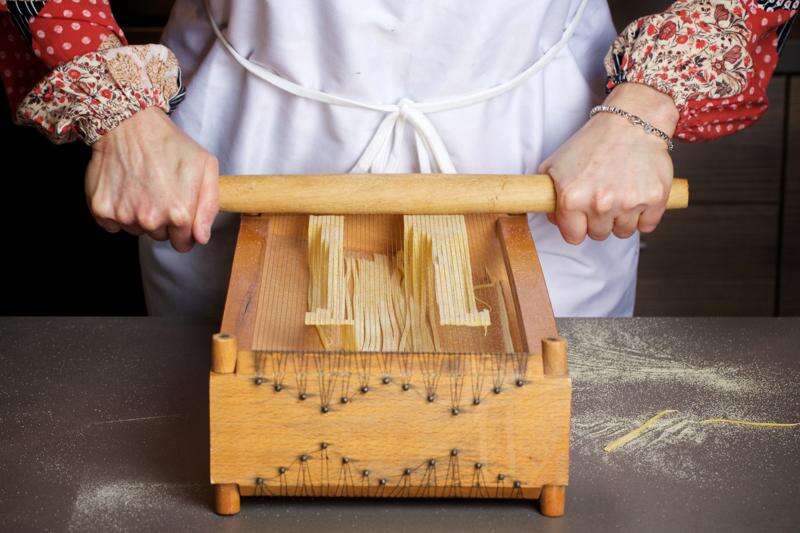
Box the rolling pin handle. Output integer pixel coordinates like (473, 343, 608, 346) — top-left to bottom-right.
(217, 174, 689, 215)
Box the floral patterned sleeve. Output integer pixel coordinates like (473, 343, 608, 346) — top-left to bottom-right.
(605, 1, 797, 142)
(0, 0, 184, 144)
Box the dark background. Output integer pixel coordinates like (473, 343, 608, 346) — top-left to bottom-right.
(1, 0, 799, 317)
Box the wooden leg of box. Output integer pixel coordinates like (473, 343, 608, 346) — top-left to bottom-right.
(542, 337, 568, 377)
(214, 483, 240, 516)
(212, 333, 238, 374)
(539, 484, 565, 517)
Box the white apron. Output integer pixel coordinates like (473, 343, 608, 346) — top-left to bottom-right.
(141, 0, 638, 318)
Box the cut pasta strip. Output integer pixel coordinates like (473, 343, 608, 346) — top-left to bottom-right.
(306, 214, 491, 352)
(404, 215, 491, 328)
(603, 409, 679, 453)
(604, 411, 799, 453)
(305, 215, 355, 351)
(699, 418, 800, 428)
(305, 215, 351, 325)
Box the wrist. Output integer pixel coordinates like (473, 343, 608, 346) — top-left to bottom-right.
(93, 106, 167, 152)
(603, 82, 679, 137)
(590, 104, 674, 152)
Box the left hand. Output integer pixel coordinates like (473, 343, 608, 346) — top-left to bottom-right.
(538, 83, 679, 244)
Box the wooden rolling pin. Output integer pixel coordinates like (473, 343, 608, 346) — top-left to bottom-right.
(219, 174, 689, 214)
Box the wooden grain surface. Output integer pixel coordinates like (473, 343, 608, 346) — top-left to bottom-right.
(219, 216, 265, 347)
(218, 175, 688, 214)
(496, 216, 557, 352)
(212, 212, 568, 500)
(210, 370, 571, 494)
(223, 214, 555, 357)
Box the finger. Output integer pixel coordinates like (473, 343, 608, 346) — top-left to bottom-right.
(145, 226, 168, 241)
(120, 224, 144, 237)
(587, 213, 614, 241)
(555, 209, 588, 245)
(89, 192, 114, 221)
(546, 212, 557, 225)
(192, 157, 220, 245)
(138, 204, 177, 243)
(95, 217, 121, 234)
(612, 211, 642, 239)
(638, 204, 667, 234)
(168, 223, 195, 253)
(537, 158, 553, 175)
(556, 186, 591, 245)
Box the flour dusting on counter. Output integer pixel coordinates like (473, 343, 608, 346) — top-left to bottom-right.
(559, 318, 800, 482)
(68, 481, 207, 531)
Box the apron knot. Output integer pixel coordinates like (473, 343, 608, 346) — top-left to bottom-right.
(397, 98, 416, 118)
(351, 97, 457, 174)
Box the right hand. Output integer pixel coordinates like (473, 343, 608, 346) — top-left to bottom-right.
(85, 107, 219, 253)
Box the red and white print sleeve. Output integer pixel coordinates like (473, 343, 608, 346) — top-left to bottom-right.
(605, 1, 797, 142)
(0, 0, 184, 144)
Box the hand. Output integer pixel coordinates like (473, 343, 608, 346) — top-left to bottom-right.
(538, 83, 679, 244)
(85, 107, 219, 252)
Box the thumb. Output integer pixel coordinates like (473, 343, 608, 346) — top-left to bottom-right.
(537, 158, 552, 175)
(193, 156, 220, 245)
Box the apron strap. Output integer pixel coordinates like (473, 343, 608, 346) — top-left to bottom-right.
(204, 0, 590, 173)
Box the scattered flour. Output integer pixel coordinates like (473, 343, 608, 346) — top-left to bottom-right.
(567, 320, 755, 392)
(561, 319, 800, 482)
(68, 480, 206, 531)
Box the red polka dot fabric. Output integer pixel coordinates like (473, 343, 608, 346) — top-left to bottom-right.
(28, 0, 126, 67)
(0, 12, 47, 111)
(0, 0, 124, 112)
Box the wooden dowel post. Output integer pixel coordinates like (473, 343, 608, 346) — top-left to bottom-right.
(540, 337, 568, 516)
(542, 336, 568, 377)
(539, 484, 566, 517)
(212, 333, 237, 374)
(212, 336, 239, 515)
(214, 483, 240, 515)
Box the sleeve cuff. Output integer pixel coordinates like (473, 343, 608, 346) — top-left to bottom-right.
(15, 41, 184, 145)
(603, 4, 761, 109)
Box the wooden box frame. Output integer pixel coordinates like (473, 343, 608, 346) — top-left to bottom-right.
(209, 214, 570, 517)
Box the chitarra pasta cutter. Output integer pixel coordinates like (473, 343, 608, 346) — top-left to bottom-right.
(208, 173, 689, 516)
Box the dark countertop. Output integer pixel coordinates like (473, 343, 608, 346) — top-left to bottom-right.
(0, 317, 798, 532)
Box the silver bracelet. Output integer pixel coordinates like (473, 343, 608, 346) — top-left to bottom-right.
(590, 104, 674, 152)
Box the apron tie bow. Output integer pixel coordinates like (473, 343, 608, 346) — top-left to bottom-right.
(352, 98, 457, 174)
